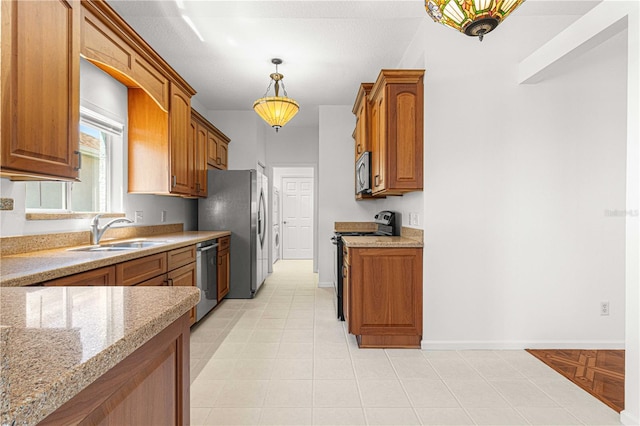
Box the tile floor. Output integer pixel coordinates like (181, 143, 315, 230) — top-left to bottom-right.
(189, 260, 621, 425)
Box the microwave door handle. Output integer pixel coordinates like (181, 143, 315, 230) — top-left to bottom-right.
(357, 162, 367, 189)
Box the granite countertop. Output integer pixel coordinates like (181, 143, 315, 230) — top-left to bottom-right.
(341, 235, 424, 248)
(0, 231, 230, 287)
(0, 285, 200, 426)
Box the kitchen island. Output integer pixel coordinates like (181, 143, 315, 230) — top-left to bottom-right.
(0, 285, 199, 425)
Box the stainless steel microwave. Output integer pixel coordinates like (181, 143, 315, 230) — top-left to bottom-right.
(356, 151, 371, 194)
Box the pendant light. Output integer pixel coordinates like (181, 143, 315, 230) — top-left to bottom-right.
(425, 0, 525, 41)
(253, 58, 300, 132)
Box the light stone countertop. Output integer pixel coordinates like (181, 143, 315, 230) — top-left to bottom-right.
(0, 231, 230, 287)
(341, 235, 424, 248)
(0, 285, 200, 426)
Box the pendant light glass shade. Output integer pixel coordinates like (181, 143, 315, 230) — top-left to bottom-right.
(253, 59, 299, 132)
(425, 0, 525, 41)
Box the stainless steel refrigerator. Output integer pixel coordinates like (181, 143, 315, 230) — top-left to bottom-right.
(198, 169, 269, 298)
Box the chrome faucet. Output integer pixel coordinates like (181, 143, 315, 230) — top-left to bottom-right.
(90, 214, 134, 245)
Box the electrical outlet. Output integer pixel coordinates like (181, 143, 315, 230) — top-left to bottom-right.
(135, 211, 143, 223)
(409, 212, 420, 226)
(161, 210, 167, 223)
(600, 301, 610, 316)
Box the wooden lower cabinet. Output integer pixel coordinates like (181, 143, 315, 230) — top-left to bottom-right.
(43, 266, 116, 286)
(169, 262, 197, 325)
(344, 246, 423, 348)
(116, 252, 168, 286)
(39, 311, 191, 425)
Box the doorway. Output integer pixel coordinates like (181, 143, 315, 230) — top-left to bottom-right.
(272, 167, 315, 261)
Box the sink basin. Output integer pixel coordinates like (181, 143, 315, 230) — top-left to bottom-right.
(69, 240, 171, 252)
(104, 240, 170, 248)
(69, 246, 138, 252)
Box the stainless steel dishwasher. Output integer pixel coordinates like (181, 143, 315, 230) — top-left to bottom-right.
(195, 239, 218, 322)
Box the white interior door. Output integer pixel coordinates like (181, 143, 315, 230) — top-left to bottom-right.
(282, 177, 313, 259)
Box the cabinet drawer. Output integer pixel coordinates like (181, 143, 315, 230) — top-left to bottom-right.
(44, 266, 116, 286)
(219, 236, 230, 251)
(116, 253, 167, 286)
(167, 245, 196, 271)
(135, 274, 169, 287)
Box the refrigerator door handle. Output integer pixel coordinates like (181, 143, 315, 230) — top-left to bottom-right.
(258, 188, 266, 248)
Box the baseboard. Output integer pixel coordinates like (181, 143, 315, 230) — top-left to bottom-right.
(620, 410, 639, 426)
(317, 281, 333, 288)
(421, 340, 626, 350)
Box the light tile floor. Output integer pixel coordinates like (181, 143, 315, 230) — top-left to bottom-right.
(189, 260, 622, 426)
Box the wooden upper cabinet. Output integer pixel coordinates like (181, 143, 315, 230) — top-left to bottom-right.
(169, 84, 192, 195)
(367, 70, 424, 197)
(1, 0, 81, 181)
(352, 83, 373, 158)
(81, 0, 196, 197)
(191, 110, 217, 197)
(207, 125, 230, 170)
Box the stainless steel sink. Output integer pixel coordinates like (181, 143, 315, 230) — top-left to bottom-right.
(69, 246, 139, 252)
(69, 240, 171, 252)
(105, 240, 170, 249)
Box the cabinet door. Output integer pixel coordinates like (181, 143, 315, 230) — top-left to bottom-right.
(43, 266, 116, 286)
(207, 131, 218, 168)
(349, 248, 422, 339)
(370, 93, 386, 194)
(387, 83, 423, 191)
(168, 262, 197, 325)
(217, 249, 230, 301)
(1, 0, 80, 180)
(169, 84, 192, 195)
(135, 274, 169, 287)
(217, 141, 228, 170)
(194, 122, 208, 196)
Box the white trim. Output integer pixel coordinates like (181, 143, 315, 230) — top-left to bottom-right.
(421, 340, 626, 351)
(317, 281, 333, 288)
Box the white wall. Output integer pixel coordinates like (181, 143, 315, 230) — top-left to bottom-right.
(0, 59, 197, 236)
(419, 26, 627, 349)
(208, 111, 267, 171)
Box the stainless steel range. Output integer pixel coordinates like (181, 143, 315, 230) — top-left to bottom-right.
(330, 210, 399, 320)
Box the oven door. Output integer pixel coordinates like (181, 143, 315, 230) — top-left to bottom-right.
(355, 151, 371, 194)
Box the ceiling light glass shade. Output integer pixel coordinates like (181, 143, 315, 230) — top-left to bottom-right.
(253, 59, 299, 132)
(425, 0, 525, 41)
(253, 96, 300, 132)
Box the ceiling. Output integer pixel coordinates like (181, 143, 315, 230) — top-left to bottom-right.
(107, 0, 602, 128)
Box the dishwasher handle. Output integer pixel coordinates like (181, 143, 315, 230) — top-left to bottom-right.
(197, 243, 219, 252)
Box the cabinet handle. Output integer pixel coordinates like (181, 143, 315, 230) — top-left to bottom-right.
(171, 175, 177, 188)
(167, 278, 174, 286)
(217, 157, 221, 165)
(357, 145, 362, 154)
(374, 175, 380, 187)
(163, 279, 169, 286)
(342, 265, 347, 278)
(73, 151, 82, 171)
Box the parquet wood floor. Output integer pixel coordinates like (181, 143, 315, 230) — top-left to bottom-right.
(526, 349, 625, 413)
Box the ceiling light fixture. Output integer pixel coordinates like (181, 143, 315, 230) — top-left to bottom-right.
(425, 0, 525, 41)
(253, 58, 299, 132)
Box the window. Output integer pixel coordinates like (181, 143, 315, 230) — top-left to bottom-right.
(26, 108, 124, 213)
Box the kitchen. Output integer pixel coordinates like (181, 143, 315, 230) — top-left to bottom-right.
(1, 0, 638, 425)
